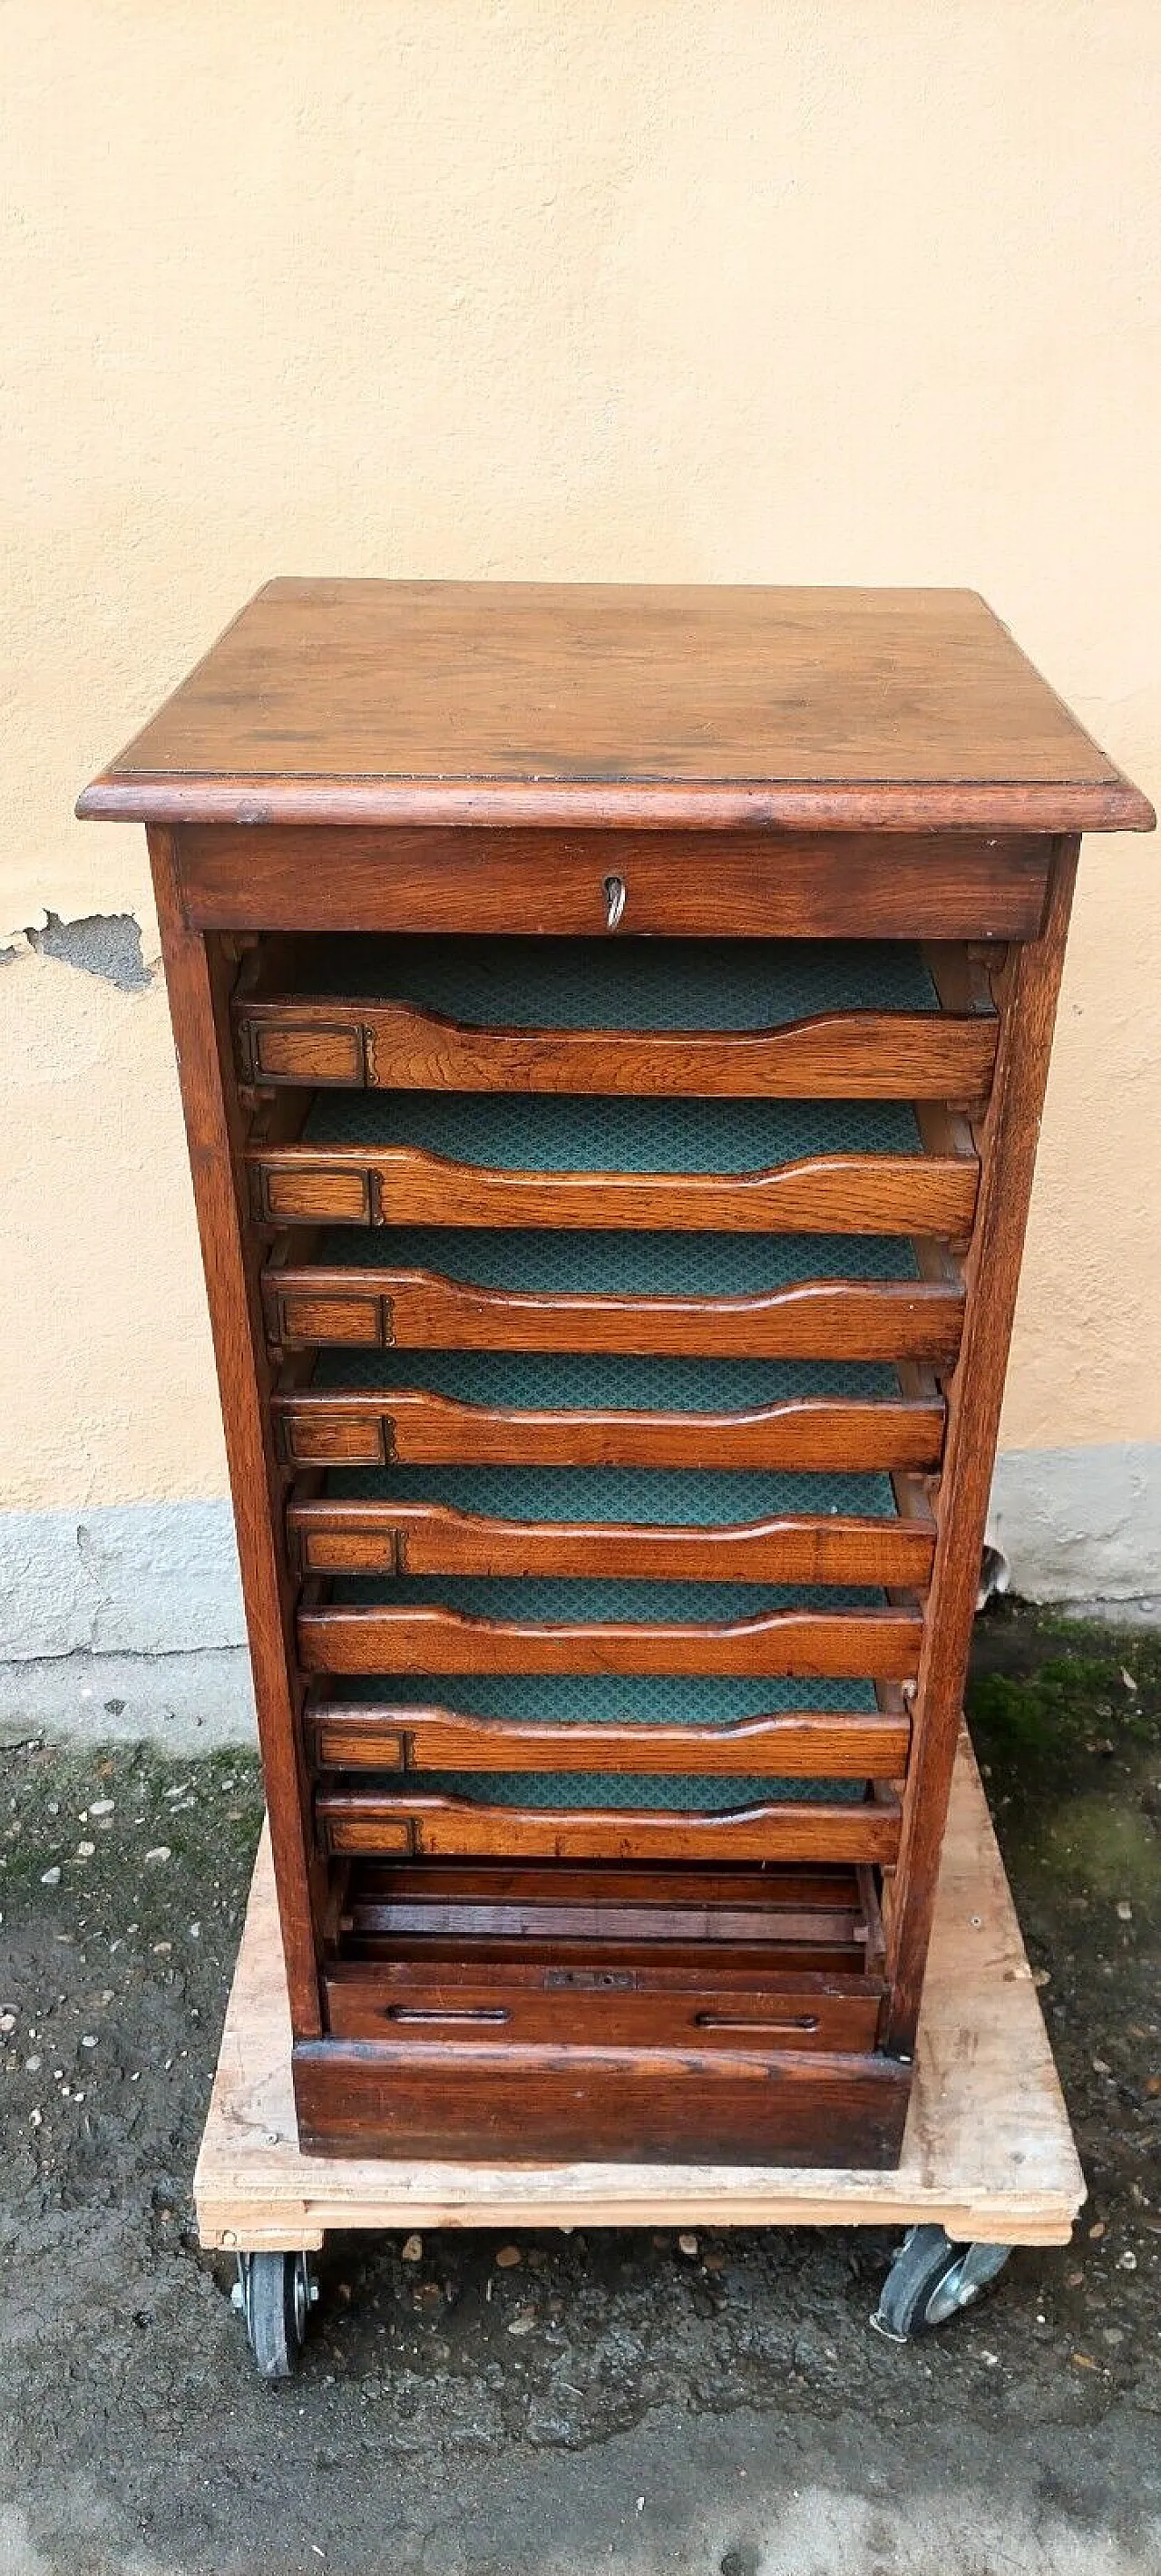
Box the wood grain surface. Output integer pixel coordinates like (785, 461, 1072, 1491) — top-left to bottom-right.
(78, 581, 1154, 833)
(273, 1381, 946, 1471)
(288, 1496, 935, 1586)
(315, 1788, 902, 1867)
(179, 824, 1055, 940)
(305, 1698, 910, 1778)
(298, 1598, 923, 1679)
(236, 993, 1000, 1099)
(265, 1257, 965, 1362)
(249, 1142, 979, 1237)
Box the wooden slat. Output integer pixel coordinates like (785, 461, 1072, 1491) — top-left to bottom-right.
(297, 1599, 923, 1679)
(343, 1857, 869, 1948)
(264, 1257, 965, 1363)
(274, 1382, 947, 1471)
(316, 1787, 902, 1866)
(236, 993, 1000, 1100)
(289, 1497, 936, 1586)
(248, 1141, 978, 1237)
(307, 1697, 910, 1778)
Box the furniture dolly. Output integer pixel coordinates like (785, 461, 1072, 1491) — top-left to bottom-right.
(194, 1730, 1085, 2372)
(78, 581, 1150, 2368)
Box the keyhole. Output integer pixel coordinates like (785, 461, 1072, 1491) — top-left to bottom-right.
(603, 873, 627, 931)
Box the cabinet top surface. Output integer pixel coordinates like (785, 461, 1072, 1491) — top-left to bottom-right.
(78, 579, 1153, 833)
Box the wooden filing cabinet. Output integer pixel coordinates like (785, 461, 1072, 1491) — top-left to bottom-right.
(79, 581, 1152, 2169)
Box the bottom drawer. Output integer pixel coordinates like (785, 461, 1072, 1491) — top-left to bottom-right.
(293, 2032, 910, 2165)
(304, 1849, 902, 2162)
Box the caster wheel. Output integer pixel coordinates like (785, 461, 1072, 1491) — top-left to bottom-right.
(871, 2226, 1012, 2341)
(235, 2251, 314, 2378)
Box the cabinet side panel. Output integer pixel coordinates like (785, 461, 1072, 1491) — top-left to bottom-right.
(886, 836, 1080, 2048)
(147, 827, 321, 2034)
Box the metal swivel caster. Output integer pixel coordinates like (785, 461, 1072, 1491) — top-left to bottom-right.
(232, 2250, 317, 2377)
(871, 2225, 1013, 2341)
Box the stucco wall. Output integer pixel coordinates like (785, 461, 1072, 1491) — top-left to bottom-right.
(3, 0, 1159, 1658)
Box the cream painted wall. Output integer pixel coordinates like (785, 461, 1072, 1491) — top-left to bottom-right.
(3, 0, 1159, 1524)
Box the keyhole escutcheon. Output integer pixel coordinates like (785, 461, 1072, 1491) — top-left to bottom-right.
(603, 873, 627, 931)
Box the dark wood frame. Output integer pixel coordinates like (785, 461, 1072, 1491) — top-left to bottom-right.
(145, 819, 1078, 2131)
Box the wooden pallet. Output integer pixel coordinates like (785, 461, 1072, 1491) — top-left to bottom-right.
(194, 1731, 1084, 2253)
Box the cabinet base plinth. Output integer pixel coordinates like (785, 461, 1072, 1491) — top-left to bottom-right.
(291, 2038, 910, 2169)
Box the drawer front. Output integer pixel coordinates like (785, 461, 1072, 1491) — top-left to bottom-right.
(247, 1089, 979, 1239)
(248, 1138, 977, 1237)
(305, 1693, 910, 1781)
(323, 1966, 884, 2054)
(288, 1494, 935, 1588)
(263, 1252, 965, 1363)
(239, 996, 998, 1099)
(180, 823, 1050, 939)
(293, 2032, 912, 2165)
(234, 932, 999, 1099)
(314, 1783, 901, 1867)
(297, 1591, 923, 1681)
(273, 1374, 946, 1472)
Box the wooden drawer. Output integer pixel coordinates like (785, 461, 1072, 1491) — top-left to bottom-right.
(323, 1959, 885, 2054)
(180, 823, 1052, 941)
(297, 1573, 923, 1681)
(314, 1781, 902, 1866)
(234, 932, 999, 1101)
(247, 1091, 978, 1238)
(293, 2029, 911, 2165)
(305, 1682, 911, 1781)
(262, 1231, 965, 1363)
(273, 1348, 947, 1472)
(287, 1464, 935, 1588)
(336, 1853, 883, 1968)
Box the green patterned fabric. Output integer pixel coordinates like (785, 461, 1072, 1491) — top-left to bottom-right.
(312, 1346, 900, 1407)
(336, 1671, 877, 1718)
(330, 1573, 882, 1617)
(319, 1226, 919, 1292)
(324, 1462, 897, 1520)
(287, 934, 940, 1028)
(305, 1088, 921, 1170)
(391, 1770, 866, 1812)
(327, 1616, 883, 1810)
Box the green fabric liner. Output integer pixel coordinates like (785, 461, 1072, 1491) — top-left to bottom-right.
(283, 934, 941, 1029)
(329, 1574, 882, 1617)
(335, 1672, 877, 1718)
(304, 1088, 922, 1171)
(318, 1227, 919, 1294)
(323, 1463, 897, 1520)
(311, 1347, 900, 1407)
(354, 1770, 868, 1813)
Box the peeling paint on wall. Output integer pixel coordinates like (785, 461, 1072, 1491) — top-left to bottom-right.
(25, 912, 151, 991)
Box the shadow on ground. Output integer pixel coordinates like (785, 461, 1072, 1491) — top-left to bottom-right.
(0, 1607, 1157, 2574)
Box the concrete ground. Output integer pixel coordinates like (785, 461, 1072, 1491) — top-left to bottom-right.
(0, 1605, 1157, 2576)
